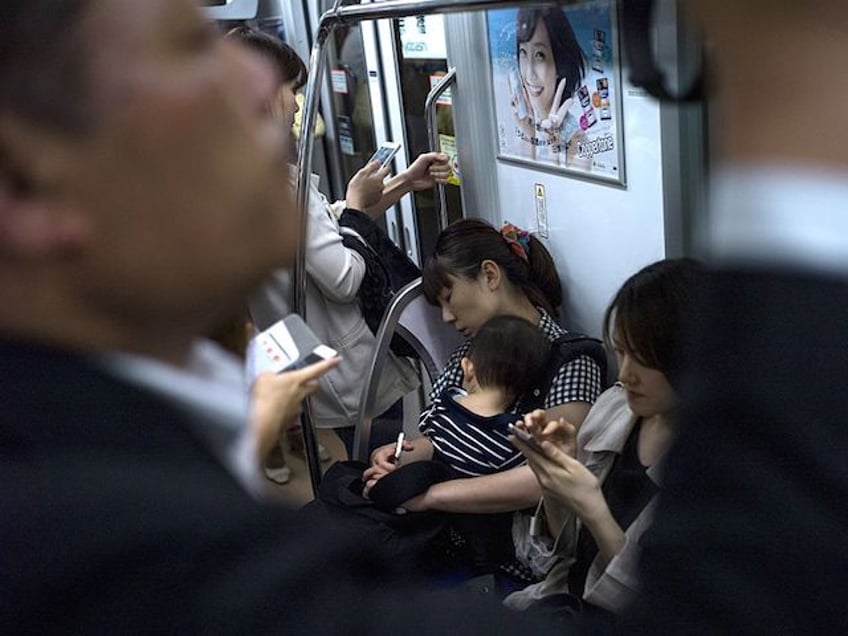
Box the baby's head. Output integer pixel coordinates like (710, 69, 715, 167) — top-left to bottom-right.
(461, 315, 552, 404)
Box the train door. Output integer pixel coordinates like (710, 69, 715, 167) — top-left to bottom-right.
(374, 13, 466, 265)
(303, 0, 415, 247)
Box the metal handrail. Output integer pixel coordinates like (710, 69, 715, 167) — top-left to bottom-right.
(351, 278, 424, 462)
(294, 0, 553, 493)
(425, 67, 456, 232)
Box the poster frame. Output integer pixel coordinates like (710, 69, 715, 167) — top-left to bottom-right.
(485, 0, 627, 187)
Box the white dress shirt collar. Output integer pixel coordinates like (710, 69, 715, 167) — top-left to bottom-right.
(708, 164, 848, 274)
(97, 339, 263, 498)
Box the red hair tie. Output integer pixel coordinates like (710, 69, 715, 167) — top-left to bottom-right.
(500, 222, 531, 262)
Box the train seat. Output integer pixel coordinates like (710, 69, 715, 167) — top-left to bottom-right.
(352, 277, 463, 461)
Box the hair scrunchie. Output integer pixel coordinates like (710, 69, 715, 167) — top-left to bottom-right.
(501, 222, 531, 262)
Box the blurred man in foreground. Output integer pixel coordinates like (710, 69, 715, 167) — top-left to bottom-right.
(0, 1, 553, 633)
(614, 1, 848, 633)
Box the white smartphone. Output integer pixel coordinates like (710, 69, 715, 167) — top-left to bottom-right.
(368, 141, 402, 168)
(248, 314, 337, 376)
(389, 432, 405, 464)
(507, 422, 543, 454)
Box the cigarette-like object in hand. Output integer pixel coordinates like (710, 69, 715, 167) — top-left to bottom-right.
(390, 432, 405, 464)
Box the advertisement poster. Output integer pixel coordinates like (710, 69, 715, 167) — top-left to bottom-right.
(439, 134, 462, 186)
(487, 1, 625, 185)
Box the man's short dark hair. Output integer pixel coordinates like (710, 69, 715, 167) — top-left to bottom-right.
(0, 1, 94, 134)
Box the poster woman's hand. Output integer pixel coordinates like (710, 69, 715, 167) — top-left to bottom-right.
(539, 78, 574, 133)
(508, 72, 536, 143)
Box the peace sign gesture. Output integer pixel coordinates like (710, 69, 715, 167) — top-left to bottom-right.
(539, 77, 574, 133)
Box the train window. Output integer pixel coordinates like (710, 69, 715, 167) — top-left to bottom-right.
(319, 1, 379, 191)
(393, 15, 464, 262)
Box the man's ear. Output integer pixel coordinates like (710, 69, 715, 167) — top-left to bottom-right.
(479, 259, 502, 291)
(0, 117, 88, 258)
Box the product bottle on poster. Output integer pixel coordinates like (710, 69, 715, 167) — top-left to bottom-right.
(512, 70, 529, 120)
(578, 85, 592, 110)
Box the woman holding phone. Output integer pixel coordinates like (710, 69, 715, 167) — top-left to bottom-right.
(364, 219, 603, 584)
(227, 28, 450, 475)
(505, 258, 701, 618)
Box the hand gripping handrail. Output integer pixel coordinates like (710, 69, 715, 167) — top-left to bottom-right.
(294, 0, 555, 494)
(424, 67, 457, 233)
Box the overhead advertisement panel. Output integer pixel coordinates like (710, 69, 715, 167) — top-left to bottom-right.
(398, 14, 447, 59)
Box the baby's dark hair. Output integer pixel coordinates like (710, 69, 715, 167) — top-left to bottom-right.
(422, 218, 563, 319)
(225, 26, 307, 89)
(603, 258, 702, 382)
(466, 315, 551, 402)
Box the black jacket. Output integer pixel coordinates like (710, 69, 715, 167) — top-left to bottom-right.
(0, 340, 555, 635)
(613, 267, 848, 635)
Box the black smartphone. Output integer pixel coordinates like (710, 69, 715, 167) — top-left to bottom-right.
(251, 314, 337, 375)
(507, 422, 544, 454)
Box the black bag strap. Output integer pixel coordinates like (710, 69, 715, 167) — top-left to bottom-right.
(338, 208, 420, 290)
(516, 332, 608, 414)
(338, 208, 421, 359)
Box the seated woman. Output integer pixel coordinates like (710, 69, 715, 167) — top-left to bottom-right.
(366, 219, 603, 579)
(504, 258, 701, 617)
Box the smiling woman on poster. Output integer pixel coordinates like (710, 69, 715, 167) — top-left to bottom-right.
(509, 6, 588, 167)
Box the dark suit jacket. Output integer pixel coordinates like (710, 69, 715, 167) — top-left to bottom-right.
(0, 340, 554, 634)
(613, 267, 848, 635)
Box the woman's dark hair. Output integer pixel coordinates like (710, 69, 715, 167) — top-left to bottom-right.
(516, 6, 586, 100)
(603, 258, 702, 380)
(422, 218, 563, 318)
(225, 26, 307, 89)
(466, 315, 551, 401)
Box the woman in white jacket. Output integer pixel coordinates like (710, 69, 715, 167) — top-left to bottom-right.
(229, 28, 450, 472)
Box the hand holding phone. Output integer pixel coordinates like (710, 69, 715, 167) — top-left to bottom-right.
(508, 421, 544, 454)
(509, 70, 529, 120)
(368, 141, 402, 168)
(247, 314, 338, 378)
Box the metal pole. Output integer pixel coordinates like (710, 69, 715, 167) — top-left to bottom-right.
(425, 67, 456, 233)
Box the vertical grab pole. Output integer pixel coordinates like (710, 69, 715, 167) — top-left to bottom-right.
(424, 67, 457, 233)
(293, 2, 342, 494)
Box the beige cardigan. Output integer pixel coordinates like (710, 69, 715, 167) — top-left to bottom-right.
(248, 169, 419, 429)
(505, 384, 664, 613)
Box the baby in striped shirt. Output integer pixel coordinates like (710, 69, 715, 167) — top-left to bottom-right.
(418, 315, 552, 477)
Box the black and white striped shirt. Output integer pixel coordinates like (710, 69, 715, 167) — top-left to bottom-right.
(419, 388, 522, 477)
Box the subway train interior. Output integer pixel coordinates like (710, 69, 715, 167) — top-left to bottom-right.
(203, 0, 707, 500)
(4, 1, 844, 631)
